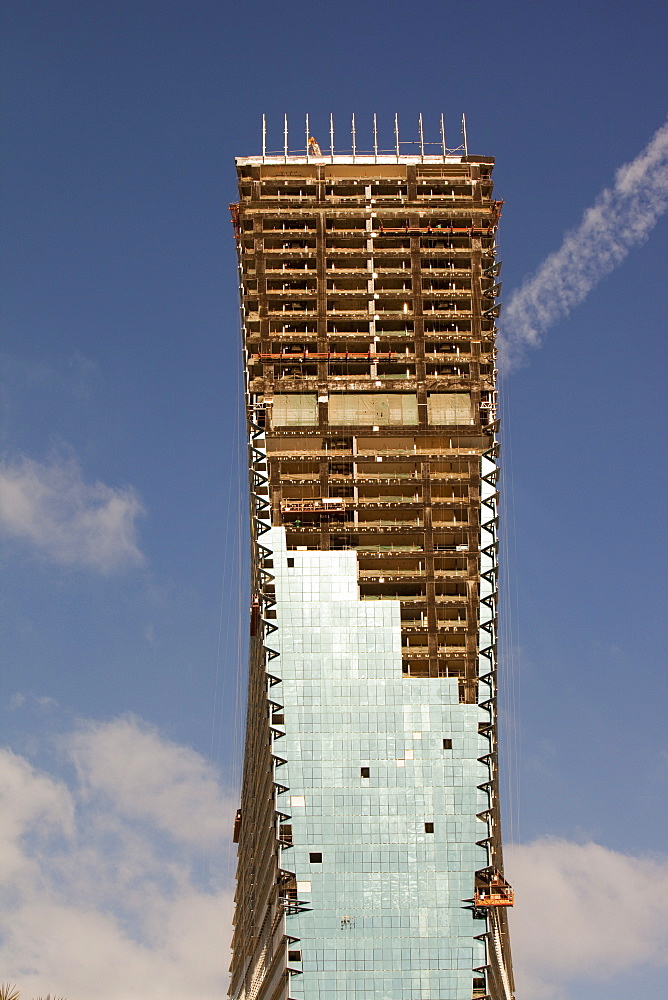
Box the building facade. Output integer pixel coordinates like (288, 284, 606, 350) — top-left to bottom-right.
(229, 123, 514, 1000)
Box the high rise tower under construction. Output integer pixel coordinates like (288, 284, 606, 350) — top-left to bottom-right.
(229, 116, 514, 1000)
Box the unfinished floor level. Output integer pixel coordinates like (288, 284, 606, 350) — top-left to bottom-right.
(229, 130, 515, 1000)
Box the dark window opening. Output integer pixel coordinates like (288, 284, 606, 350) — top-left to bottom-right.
(287, 557, 294, 567)
(288, 949, 302, 962)
(360, 767, 370, 778)
(309, 852, 322, 863)
(443, 738, 453, 750)
(424, 822, 434, 834)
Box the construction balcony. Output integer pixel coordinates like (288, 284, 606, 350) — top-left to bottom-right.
(265, 280, 317, 293)
(424, 320, 472, 334)
(326, 181, 409, 200)
(253, 375, 471, 393)
(302, 499, 470, 523)
(328, 471, 470, 485)
(323, 185, 369, 202)
(268, 341, 324, 353)
(263, 239, 317, 254)
(421, 247, 474, 261)
(280, 496, 469, 520)
(270, 370, 319, 383)
(371, 237, 412, 252)
(422, 279, 471, 292)
(264, 259, 316, 273)
(426, 364, 471, 378)
(421, 261, 473, 275)
(368, 257, 413, 272)
(265, 438, 487, 460)
(374, 300, 416, 315)
(415, 209, 498, 226)
(325, 325, 382, 338)
(359, 569, 469, 586)
(375, 279, 413, 293)
(326, 260, 370, 275)
(282, 511, 425, 530)
(421, 237, 492, 252)
(425, 344, 473, 358)
(375, 324, 416, 337)
(326, 298, 371, 314)
(401, 662, 470, 680)
(259, 183, 318, 200)
(357, 553, 467, 570)
(284, 525, 469, 547)
(324, 341, 415, 355)
(265, 295, 317, 309)
(325, 219, 368, 232)
(415, 184, 473, 199)
(248, 360, 438, 382)
(432, 488, 470, 502)
(275, 466, 470, 486)
(423, 299, 472, 314)
(278, 507, 473, 531)
(262, 220, 317, 233)
(325, 237, 368, 252)
(403, 631, 469, 650)
(326, 364, 396, 378)
(283, 523, 473, 546)
(326, 278, 369, 293)
(264, 310, 317, 324)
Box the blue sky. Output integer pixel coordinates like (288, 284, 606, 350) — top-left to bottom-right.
(1, 2, 666, 997)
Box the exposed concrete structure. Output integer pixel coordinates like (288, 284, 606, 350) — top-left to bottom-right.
(229, 119, 514, 1000)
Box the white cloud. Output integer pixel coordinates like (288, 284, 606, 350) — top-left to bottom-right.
(506, 837, 668, 999)
(9, 692, 58, 713)
(0, 751, 74, 884)
(67, 716, 234, 847)
(0, 452, 145, 572)
(0, 716, 237, 1000)
(500, 119, 668, 369)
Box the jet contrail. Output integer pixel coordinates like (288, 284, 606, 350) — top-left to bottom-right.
(499, 118, 668, 370)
